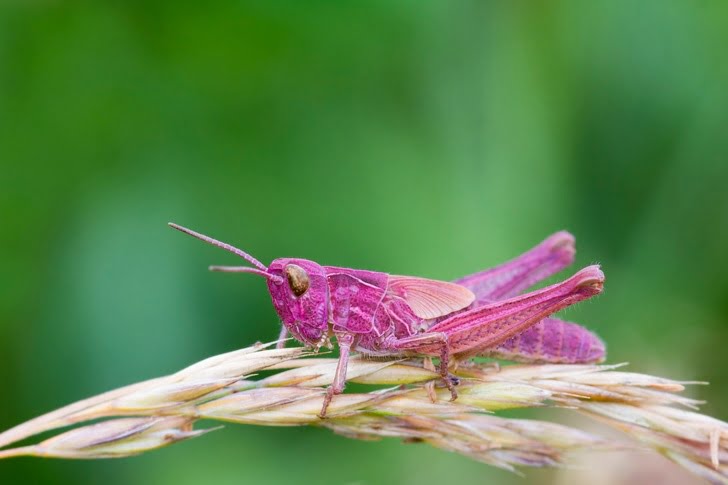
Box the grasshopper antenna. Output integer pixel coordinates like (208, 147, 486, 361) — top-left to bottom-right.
(208, 265, 273, 279)
(168, 222, 269, 272)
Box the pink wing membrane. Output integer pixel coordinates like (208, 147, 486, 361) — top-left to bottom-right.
(388, 276, 475, 319)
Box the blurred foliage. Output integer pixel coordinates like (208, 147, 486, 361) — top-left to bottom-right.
(1, 1, 727, 484)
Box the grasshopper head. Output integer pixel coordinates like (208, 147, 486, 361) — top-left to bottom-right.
(168, 223, 329, 347)
(267, 258, 329, 347)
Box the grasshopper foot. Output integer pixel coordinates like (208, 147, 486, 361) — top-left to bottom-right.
(318, 387, 335, 419)
(444, 374, 459, 401)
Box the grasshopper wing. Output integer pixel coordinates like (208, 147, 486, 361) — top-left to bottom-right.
(389, 276, 475, 319)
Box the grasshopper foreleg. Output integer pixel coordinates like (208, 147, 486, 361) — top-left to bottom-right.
(275, 326, 289, 349)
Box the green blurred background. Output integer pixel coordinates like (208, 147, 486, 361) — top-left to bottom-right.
(1, 1, 727, 484)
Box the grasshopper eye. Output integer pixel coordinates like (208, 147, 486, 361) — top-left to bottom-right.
(285, 264, 310, 296)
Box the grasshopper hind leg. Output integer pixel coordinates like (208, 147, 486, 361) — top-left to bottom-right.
(383, 332, 458, 402)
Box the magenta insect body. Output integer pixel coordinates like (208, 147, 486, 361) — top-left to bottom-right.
(170, 223, 605, 416)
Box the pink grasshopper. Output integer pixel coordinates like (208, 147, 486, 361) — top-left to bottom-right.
(169, 223, 605, 417)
